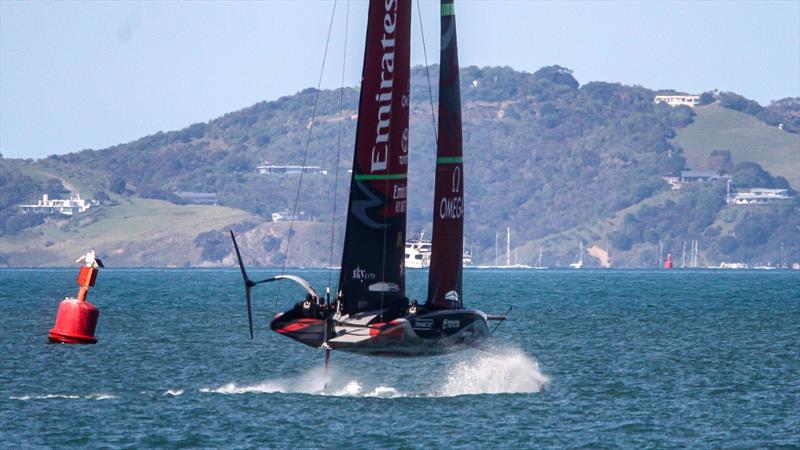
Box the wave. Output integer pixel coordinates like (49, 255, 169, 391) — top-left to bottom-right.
(436, 347, 549, 396)
(200, 347, 547, 398)
(10, 393, 117, 401)
(163, 389, 184, 396)
(200, 365, 403, 398)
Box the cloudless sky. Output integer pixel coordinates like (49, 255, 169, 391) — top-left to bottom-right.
(1, 0, 798, 159)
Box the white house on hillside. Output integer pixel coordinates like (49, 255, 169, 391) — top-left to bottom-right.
(257, 163, 327, 175)
(728, 188, 793, 205)
(18, 194, 91, 216)
(654, 95, 700, 108)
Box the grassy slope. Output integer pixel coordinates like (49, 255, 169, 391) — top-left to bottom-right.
(673, 104, 800, 188)
(2, 198, 254, 266)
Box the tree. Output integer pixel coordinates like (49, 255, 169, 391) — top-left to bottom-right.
(719, 92, 763, 116)
(698, 91, 715, 105)
(4, 214, 43, 235)
(109, 177, 126, 194)
(708, 149, 733, 174)
(732, 162, 772, 188)
(718, 235, 739, 254)
(735, 220, 770, 246)
(93, 191, 110, 203)
(608, 230, 633, 251)
(532, 65, 579, 89)
(44, 178, 68, 197)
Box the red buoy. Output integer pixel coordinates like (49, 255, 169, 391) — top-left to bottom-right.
(48, 297, 99, 344)
(49, 256, 103, 344)
(664, 253, 673, 269)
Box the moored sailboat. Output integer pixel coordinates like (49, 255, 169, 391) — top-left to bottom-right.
(569, 241, 584, 269)
(233, 0, 505, 356)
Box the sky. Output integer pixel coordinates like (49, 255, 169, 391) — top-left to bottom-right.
(1, 0, 798, 160)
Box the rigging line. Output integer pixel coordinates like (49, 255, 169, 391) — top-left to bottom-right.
(327, 0, 350, 292)
(275, 0, 339, 313)
(416, 0, 438, 143)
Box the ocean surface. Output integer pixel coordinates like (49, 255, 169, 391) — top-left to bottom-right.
(1, 268, 798, 448)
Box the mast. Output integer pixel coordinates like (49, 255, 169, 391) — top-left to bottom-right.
(495, 232, 499, 266)
(658, 240, 663, 268)
(681, 240, 686, 268)
(506, 227, 511, 267)
(427, 0, 464, 309)
(338, 0, 411, 316)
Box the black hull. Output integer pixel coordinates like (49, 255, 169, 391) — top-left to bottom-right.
(270, 307, 489, 357)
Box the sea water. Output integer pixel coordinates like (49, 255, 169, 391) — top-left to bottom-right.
(1, 268, 798, 448)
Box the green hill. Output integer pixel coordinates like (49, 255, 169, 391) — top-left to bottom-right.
(2, 65, 798, 268)
(674, 104, 800, 188)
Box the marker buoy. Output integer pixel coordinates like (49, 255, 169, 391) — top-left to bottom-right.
(664, 253, 673, 269)
(48, 252, 104, 344)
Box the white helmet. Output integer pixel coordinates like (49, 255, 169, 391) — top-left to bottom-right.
(444, 290, 459, 302)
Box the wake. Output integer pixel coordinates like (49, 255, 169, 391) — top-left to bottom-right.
(437, 347, 549, 396)
(199, 365, 400, 397)
(200, 347, 548, 398)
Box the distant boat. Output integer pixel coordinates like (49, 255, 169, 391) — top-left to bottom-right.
(569, 241, 584, 269)
(462, 245, 473, 267)
(505, 228, 532, 268)
(474, 227, 531, 268)
(719, 262, 748, 269)
(405, 232, 472, 268)
(405, 231, 431, 269)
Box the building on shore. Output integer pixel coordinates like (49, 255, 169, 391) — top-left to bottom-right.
(680, 170, 732, 184)
(271, 210, 314, 222)
(257, 163, 327, 175)
(654, 94, 700, 108)
(662, 176, 681, 190)
(18, 194, 92, 216)
(728, 188, 793, 205)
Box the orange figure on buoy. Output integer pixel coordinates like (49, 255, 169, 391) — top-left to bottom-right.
(48, 251, 104, 344)
(664, 253, 673, 269)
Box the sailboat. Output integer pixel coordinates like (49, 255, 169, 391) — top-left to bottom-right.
(232, 0, 506, 356)
(506, 227, 532, 269)
(405, 231, 432, 269)
(569, 241, 583, 269)
(532, 247, 547, 270)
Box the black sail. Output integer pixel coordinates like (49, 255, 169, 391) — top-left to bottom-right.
(427, 0, 464, 309)
(338, 0, 412, 316)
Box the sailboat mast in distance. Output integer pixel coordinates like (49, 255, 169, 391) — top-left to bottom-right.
(338, 0, 412, 316)
(427, 0, 464, 309)
(506, 227, 511, 267)
(495, 232, 499, 266)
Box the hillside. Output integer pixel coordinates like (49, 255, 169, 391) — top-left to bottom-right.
(674, 104, 800, 188)
(1, 65, 798, 268)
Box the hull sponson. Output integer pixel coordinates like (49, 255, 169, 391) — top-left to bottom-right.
(271, 308, 489, 357)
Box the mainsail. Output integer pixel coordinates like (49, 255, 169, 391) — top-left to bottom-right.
(338, 0, 411, 316)
(427, 0, 464, 309)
